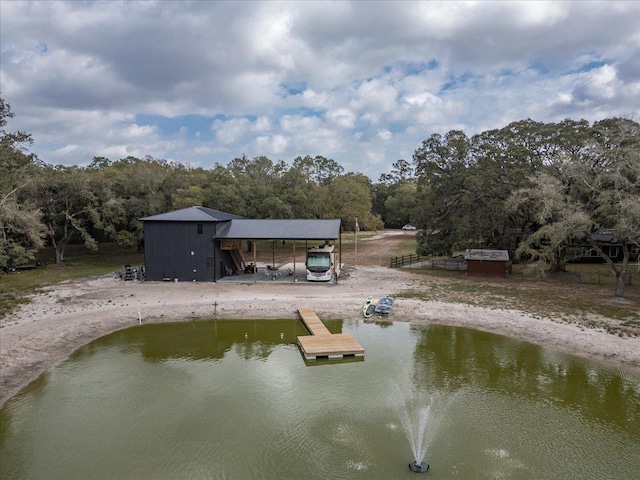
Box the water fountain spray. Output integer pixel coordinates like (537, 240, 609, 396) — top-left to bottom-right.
(398, 398, 433, 471)
(392, 382, 450, 474)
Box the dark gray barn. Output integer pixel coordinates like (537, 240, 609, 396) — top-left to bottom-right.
(141, 207, 243, 282)
(141, 207, 342, 282)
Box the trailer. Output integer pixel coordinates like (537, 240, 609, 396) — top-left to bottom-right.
(306, 244, 340, 282)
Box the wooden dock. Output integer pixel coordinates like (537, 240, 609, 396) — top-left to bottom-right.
(297, 307, 364, 360)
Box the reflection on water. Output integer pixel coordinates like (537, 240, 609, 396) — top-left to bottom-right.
(412, 325, 639, 431)
(133, 318, 313, 362)
(1, 320, 639, 480)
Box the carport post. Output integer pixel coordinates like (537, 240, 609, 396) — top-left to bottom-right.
(272, 240, 276, 269)
(253, 240, 257, 282)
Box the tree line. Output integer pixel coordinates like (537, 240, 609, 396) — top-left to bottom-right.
(1, 98, 384, 267)
(404, 117, 640, 297)
(2, 98, 638, 297)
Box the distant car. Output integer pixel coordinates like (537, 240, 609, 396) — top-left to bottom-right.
(402, 224, 416, 230)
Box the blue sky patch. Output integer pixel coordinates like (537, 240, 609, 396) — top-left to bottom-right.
(280, 106, 324, 118)
(440, 72, 480, 92)
(134, 113, 228, 138)
(279, 81, 307, 97)
(529, 60, 549, 75)
(573, 59, 609, 73)
(383, 60, 439, 76)
(386, 123, 406, 134)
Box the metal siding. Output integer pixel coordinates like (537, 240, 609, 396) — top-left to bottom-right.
(165, 223, 192, 281)
(144, 221, 222, 282)
(193, 223, 215, 281)
(143, 222, 169, 281)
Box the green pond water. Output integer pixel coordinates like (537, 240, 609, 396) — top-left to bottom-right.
(1, 319, 639, 480)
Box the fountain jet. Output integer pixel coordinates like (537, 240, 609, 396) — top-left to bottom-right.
(409, 460, 429, 473)
(394, 388, 451, 475)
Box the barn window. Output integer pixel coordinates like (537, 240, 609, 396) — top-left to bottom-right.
(206, 256, 214, 269)
(197, 223, 203, 235)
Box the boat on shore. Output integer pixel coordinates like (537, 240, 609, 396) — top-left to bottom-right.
(363, 296, 378, 318)
(374, 296, 394, 315)
(363, 295, 394, 317)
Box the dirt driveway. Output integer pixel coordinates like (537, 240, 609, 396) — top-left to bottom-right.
(258, 229, 416, 267)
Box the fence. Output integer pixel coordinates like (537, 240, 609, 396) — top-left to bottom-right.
(575, 272, 634, 286)
(390, 254, 467, 271)
(390, 253, 424, 268)
(390, 256, 638, 284)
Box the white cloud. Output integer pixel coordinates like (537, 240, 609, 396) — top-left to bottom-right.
(413, 1, 475, 38)
(51, 144, 81, 157)
(404, 92, 440, 108)
(350, 79, 398, 118)
(377, 129, 392, 141)
(245, 7, 296, 72)
(123, 124, 159, 139)
(301, 89, 331, 109)
(326, 108, 357, 129)
(279, 115, 322, 133)
(212, 118, 251, 144)
(1, 0, 638, 180)
(510, 1, 570, 28)
(252, 116, 272, 132)
(254, 134, 289, 154)
(581, 65, 619, 100)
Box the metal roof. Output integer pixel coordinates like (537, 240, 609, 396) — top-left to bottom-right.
(141, 206, 243, 222)
(464, 249, 510, 261)
(141, 207, 341, 240)
(574, 229, 640, 244)
(216, 219, 341, 240)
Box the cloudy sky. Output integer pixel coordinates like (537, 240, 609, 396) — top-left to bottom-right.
(1, 1, 639, 180)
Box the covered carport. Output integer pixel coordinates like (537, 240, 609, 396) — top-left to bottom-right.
(215, 219, 342, 282)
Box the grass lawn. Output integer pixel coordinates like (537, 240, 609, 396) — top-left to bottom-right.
(1, 243, 143, 317)
(396, 261, 640, 335)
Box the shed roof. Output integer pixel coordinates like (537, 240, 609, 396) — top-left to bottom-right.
(216, 219, 341, 240)
(141, 206, 243, 222)
(464, 249, 510, 261)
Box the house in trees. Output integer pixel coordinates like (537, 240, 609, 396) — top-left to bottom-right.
(141, 206, 342, 282)
(573, 229, 640, 263)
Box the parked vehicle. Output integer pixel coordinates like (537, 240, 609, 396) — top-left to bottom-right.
(306, 244, 340, 282)
(402, 224, 416, 230)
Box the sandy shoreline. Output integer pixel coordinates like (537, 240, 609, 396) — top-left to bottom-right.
(2, 265, 639, 408)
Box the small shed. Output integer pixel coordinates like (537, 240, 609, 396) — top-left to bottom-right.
(464, 249, 510, 277)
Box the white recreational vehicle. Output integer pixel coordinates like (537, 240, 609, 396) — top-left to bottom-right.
(306, 244, 340, 282)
